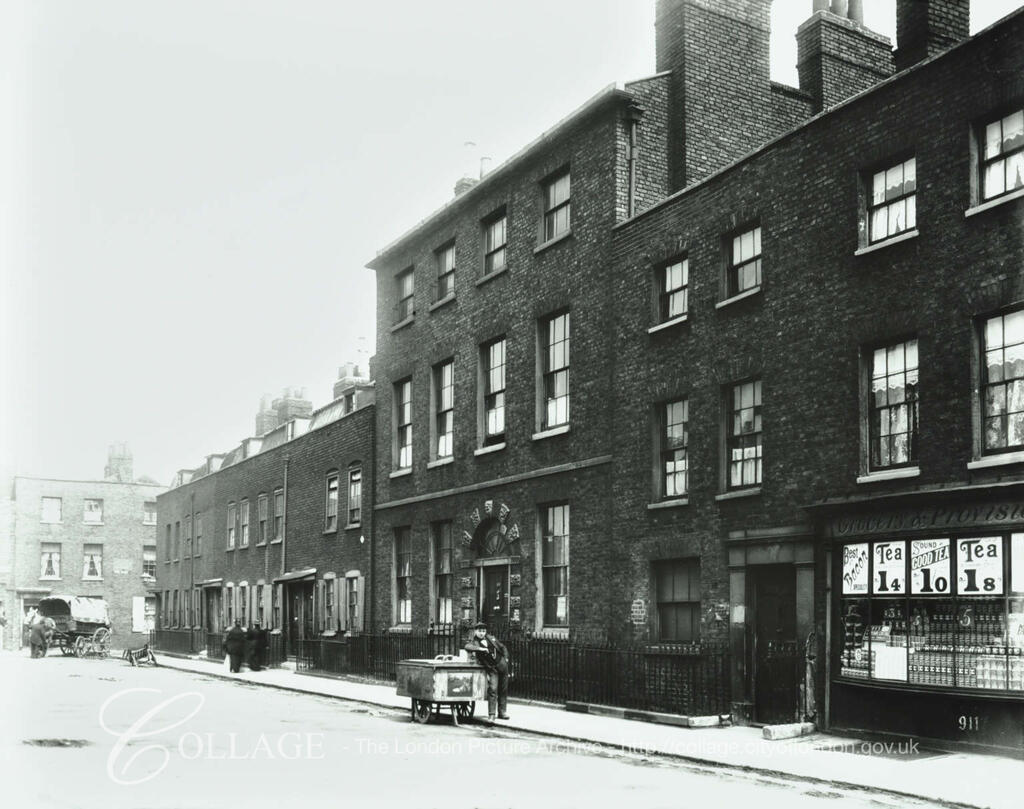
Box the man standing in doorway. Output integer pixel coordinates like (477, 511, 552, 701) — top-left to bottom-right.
(464, 621, 510, 723)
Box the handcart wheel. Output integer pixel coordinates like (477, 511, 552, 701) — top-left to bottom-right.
(456, 702, 475, 719)
(412, 699, 433, 724)
(74, 636, 86, 658)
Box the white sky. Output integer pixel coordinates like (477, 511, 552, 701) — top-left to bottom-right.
(1, 1, 1021, 485)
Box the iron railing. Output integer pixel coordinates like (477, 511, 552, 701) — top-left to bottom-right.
(296, 629, 730, 716)
(150, 629, 198, 655)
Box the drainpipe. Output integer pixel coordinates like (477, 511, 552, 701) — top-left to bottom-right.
(281, 455, 289, 576)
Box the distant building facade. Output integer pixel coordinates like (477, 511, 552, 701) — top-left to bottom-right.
(1, 444, 165, 650)
(155, 367, 375, 654)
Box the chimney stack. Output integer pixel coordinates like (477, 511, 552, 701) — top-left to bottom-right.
(333, 362, 374, 413)
(895, 0, 969, 72)
(797, 0, 893, 113)
(104, 442, 134, 483)
(255, 393, 279, 436)
(655, 0, 773, 191)
(454, 176, 479, 197)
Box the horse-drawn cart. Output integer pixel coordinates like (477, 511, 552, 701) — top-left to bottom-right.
(37, 595, 111, 658)
(396, 655, 487, 725)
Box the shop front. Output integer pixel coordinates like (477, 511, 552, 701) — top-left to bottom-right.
(818, 489, 1024, 754)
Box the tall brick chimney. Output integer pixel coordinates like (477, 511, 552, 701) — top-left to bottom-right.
(656, 0, 773, 191)
(894, 0, 969, 72)
(797, 1, 893, 114)
(274, 387, 313, 423)
(332, 362, 374, 413)
(254, 394, 279, 436)
(104, 442, 133, 483)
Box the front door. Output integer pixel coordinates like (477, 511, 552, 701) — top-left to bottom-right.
(205, 589, 222, 634)
(480, 565, 509, 625)
(753, 564, 799, 724)
(286, 582, 314, 656)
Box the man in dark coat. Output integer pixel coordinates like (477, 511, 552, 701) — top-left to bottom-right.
(464, 621, 510, 723)
(223, 619, 246, 673)
(29, 619, 50, 658)
(246, 623, 269, 671)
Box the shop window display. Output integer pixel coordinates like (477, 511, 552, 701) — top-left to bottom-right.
(837, 533, 1024, 693)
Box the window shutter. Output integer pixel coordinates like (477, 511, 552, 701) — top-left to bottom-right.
(132, 597, 145, 633)
(355, 575, 365, 632)
(314, 581, 323, 634)
(334, 579, 342, 632)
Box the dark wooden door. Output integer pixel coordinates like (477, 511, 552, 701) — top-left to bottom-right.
(287, 582, 314, 655)
(753, 565, 799, 724)
(480, 566, 508, 623)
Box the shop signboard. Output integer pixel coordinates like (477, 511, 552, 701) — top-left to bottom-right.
(956, 537, 1003, 595)
(872, 540, 905, 594)
(842, 543, 869, 595)
(910, 538, 951, 595)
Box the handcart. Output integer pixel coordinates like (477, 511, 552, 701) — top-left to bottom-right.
(396, 654, 487, 726)
(36, 595, 112, 658)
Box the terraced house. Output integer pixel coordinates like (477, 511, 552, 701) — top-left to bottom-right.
(154, 0, 1024, 754)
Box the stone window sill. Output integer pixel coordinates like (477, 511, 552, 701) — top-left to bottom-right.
(537, 626, 570, 638)
(428, 294, 456, 313)
(389, 468, 412, 479)
(965, 187, 1024, 218)
(647, 497, 689, 510)
(474, 442, 506, 456)
(344, 523, 361, 531)
(84, 522, 104, 527)
(648, 314, 688, 334)
(715, 287, 761, 310)
(270, 539, 282, 545)
(534, 230, 573, 256)
(715, 487, 762, 502)
(854, 229, 918, 256)
(390, 315, 415, 333)
(388, 625, 412, 634)
(476, 267, 508, 287)
(967, 450, 1024, 470)
(532, 424, 570, 441)
(857, 466, 920, 484)
(427, 457, 454, 469)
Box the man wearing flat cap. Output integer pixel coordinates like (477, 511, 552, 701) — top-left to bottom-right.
(464, 621, 510, 723)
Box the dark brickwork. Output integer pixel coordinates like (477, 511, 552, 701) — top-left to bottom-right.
(895, 0, 970, 71)
(610, 8, 1024, 717)
(797, 10, 893, 113)
(156, 404, 374, 636)
(4, 477, 165, 650)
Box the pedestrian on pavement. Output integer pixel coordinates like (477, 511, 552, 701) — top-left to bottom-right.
(464, 621, 510, 723)
(246, 622, 269, 671)
(29, 616, 52, 658)
(223, 619, 247, 673)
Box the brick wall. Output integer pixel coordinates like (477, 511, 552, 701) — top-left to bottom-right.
(5, 477, 165, 649)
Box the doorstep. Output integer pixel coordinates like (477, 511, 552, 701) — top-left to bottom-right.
(566, 701, 728, 728)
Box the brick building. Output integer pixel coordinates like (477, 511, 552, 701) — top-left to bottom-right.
(155, 367, 375, 655)
(0, 445, 165, 650)
(366, 0, 1024, 751)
